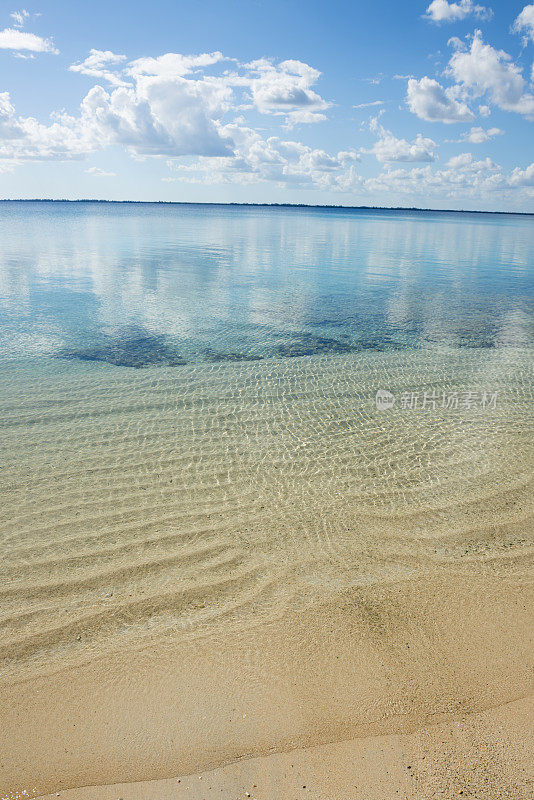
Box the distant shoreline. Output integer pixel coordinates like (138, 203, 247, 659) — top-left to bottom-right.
(1, 199, 533, 216)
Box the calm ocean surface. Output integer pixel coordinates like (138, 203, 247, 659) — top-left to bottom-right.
(0, 202, 532, 366)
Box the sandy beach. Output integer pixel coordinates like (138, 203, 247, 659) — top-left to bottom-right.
(3, 573, 533, 799)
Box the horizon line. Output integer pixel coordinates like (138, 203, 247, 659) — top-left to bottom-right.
(1, 199, 533, 216)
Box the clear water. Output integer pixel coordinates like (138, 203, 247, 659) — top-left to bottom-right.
(0, 202, 532, 367)
(0, 201, 533, 684)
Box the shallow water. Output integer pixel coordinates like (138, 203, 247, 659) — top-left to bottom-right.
(0, 203, 533, 673)
(0, 202, 532, 679)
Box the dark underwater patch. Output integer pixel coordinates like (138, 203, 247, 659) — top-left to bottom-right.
(57, 327, 188, 368)
(275, 333, 357, 357)
(202, 348, 264, 363)
(57, 324, 507, 371)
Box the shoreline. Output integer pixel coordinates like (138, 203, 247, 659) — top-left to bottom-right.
(38, 695, 533, 800)
(1, 199, 533, 216)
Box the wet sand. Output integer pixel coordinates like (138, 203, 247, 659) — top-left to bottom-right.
(38, 696, 533, 800)
(2, 573, 533, 798)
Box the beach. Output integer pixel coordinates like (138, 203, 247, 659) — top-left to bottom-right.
(37, 697, 533, 800)
(1, 347, 533, 799)
(3, 572, 533, 798)
(0, 204, 532, 799)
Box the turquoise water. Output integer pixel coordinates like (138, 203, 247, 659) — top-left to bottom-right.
(0, 202, 532, 366)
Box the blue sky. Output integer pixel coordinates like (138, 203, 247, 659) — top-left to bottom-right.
(1, 0, 533, 209)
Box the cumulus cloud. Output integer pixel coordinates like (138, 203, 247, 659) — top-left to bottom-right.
(0, 91, 15, 117)
(127, 51, 228, 78)
(0, 75, 227, 163)
(246, 58, 330, 124)
(80, 79, 233, 157)
(68, 50, 239, 153)
(366, 119, 437, 162)
(460, 125, 503, 142)
(407, 31, 534, 123)
(512, 5, 534, 44)
(165, 124, 360, 189)
(70, 49, 128, 86)
(365, 155, 534, 202)
(509, 162, 534, 186)
(68, 50, 330, 129)
(446, 151, 497, 169)
(0, 91, 97, 160)
(0, 27, 58, 53)
(0, 49, 332, 170)
(406, 76, 474, 122)
(2, 41, 532, 204)
(424, 0, 492, 23)
(447, 30, 534, 116)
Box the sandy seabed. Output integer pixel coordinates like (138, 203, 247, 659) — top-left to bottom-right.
(0, 348, 533, 799)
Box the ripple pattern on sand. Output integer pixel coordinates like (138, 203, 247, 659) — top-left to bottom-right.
(0, 347, 532, 681)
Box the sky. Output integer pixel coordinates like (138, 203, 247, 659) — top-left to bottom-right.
(0, 0, 533, 210)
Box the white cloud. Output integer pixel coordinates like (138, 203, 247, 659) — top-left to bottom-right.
(512, 5, 534, 44)
(406, 76, 474, 122)
(447, 30, 534, 116)
(68, 51, 331, 135)
(366, 120, 437, 162)
(460, 125, 503, 142)
(10, 9, 29, 27)
(0, 78, 232, 162)
(509, 162, 534, 186)
(354, 100, 384, 109)
(0, 91, 15, 118)
(84, 166, 116, 177)
(1, 43, 532, 205)
(362, 74, 385, 85)
(0, 27, 58, 53)
(0, 91, 97, 161)
(446, 151, 497, 169)
(166, 124, 361, 189)
(70, 50, 128, 86)
(408, 31, 534, 123)
(246, 58, 330, 124)
(0, 50, 330, 166)
(127, 51, 227, 78)
(79, 79, 233, 157)
(424, 0, 492, 23)
(64, 50, 248, 158)
(365, 155, 534, 203)
(447, 36, 465, 51)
